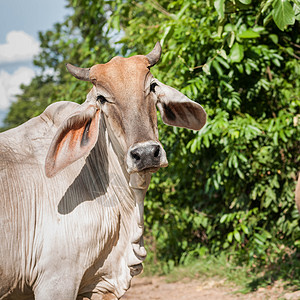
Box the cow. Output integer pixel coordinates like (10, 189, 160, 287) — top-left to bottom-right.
(0, 42, 206, 300)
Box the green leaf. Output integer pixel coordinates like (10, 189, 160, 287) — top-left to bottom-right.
(239, 29, 260, 38)
(176, 3, 190, 19)
(241, 224, 249, 234)
(229, 43, 244, 62)
(228, 31, 235, 48)
(212, 60, 223, 76)
(261, 0, 274, 13)
(254, 232, 266, 242)
(215, 56, 230, 69)
(269, 34, 279, 44)
(294, 2, 300, 21)
(189, 139, 197, 153)
(272, 0, 295, 31)
(217, 49, 228, 60)
(264, 11, 274, 26)
(203, 135, 210, 148)
(227, 232, 233, 243)
(273, 131, 279, 145)
(161, 25, 174, 47)
(237, 168, 245, 179)
(203, 63, 211, 75)
(254, 237, 264, 246)
(220, 214, 227, 223)
(217, 23, 224, 37)
(239, 0, 252, 4)
(279, 129, 288, 142)
(232, 155, 238, 168)
(234, 230, 241, 242)
(214, 0, 225, 19)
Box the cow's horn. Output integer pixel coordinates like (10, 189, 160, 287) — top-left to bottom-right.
(66, 63, 90, 81)
(146, 42, 162, 67)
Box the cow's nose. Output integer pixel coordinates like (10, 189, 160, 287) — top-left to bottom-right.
(127, 142, 168, 174)
(130, 144, 161, 163)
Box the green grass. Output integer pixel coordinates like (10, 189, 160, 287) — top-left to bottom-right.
(165, 253, 250, 289)
(142, 251, 300, 294)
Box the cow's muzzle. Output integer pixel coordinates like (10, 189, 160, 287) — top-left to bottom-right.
(126, 141, 168, 174)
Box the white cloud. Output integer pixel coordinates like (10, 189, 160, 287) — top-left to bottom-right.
(0, 67, 35, 110)
(0, 31, 40, 64)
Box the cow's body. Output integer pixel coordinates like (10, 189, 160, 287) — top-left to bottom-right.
(0, 43, 206, 299)
(0, 101, 147, 299)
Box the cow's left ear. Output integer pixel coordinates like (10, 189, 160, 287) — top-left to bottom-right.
(45, 103, 100, 177)
(154, 80, 206, 130)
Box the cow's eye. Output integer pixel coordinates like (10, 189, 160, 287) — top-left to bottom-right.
(97, 95, 107, 104)
(150, 82, 158, 93)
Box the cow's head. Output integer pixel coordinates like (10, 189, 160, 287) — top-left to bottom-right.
(45, 42, 206, 178)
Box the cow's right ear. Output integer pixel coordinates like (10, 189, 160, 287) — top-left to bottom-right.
(154, 80, 206, 131)
(45, 103, 100, 178)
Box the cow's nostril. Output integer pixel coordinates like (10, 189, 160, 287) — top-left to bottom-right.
(131, 151, 141, 161)
(154, 146, 160, 158)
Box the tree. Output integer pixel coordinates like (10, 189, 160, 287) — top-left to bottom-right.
(2, 0, 300, 273)
(107, 0, 300, 267)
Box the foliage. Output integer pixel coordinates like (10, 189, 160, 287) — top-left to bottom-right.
(213, 0, 300, 32)
(2, 0, 300, 282)
(107, 0, 300, 269)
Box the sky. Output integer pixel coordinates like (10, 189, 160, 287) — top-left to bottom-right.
(0, 0, 71, 125)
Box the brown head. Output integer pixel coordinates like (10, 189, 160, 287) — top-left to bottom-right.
(45, 42, 207, 177)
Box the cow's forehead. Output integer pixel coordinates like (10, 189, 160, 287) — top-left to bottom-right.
(89, 55, 150, 82)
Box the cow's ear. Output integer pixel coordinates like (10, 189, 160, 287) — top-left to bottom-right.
(45, 103, 100, 177)
(154, 80, 206, 130)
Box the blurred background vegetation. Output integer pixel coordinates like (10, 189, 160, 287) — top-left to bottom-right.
(2, 0, 299, 290)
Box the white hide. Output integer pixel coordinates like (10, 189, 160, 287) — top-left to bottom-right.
(0, 101, 148, 299)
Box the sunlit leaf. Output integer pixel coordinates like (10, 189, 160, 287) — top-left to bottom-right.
(229, 43, 244, 62)
(203, 63, 211, 75)
(234, 230, 241, 242)
(228, 232, 233, 243)
(220, 214, 227, 223)
(272, 0, 295, 31)
(217, 49, 228, 60)
(228, 31, 235, 48)
(238, 29, 260, 38)
(241, 224, 249, 234)
(214, 0, 225, 19)
(239, 0, 252, 4)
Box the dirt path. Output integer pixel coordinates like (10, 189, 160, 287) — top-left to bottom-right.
(121, 276, 300, 300)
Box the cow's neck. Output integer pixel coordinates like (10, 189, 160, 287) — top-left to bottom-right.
(82, 115, 150, 278)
